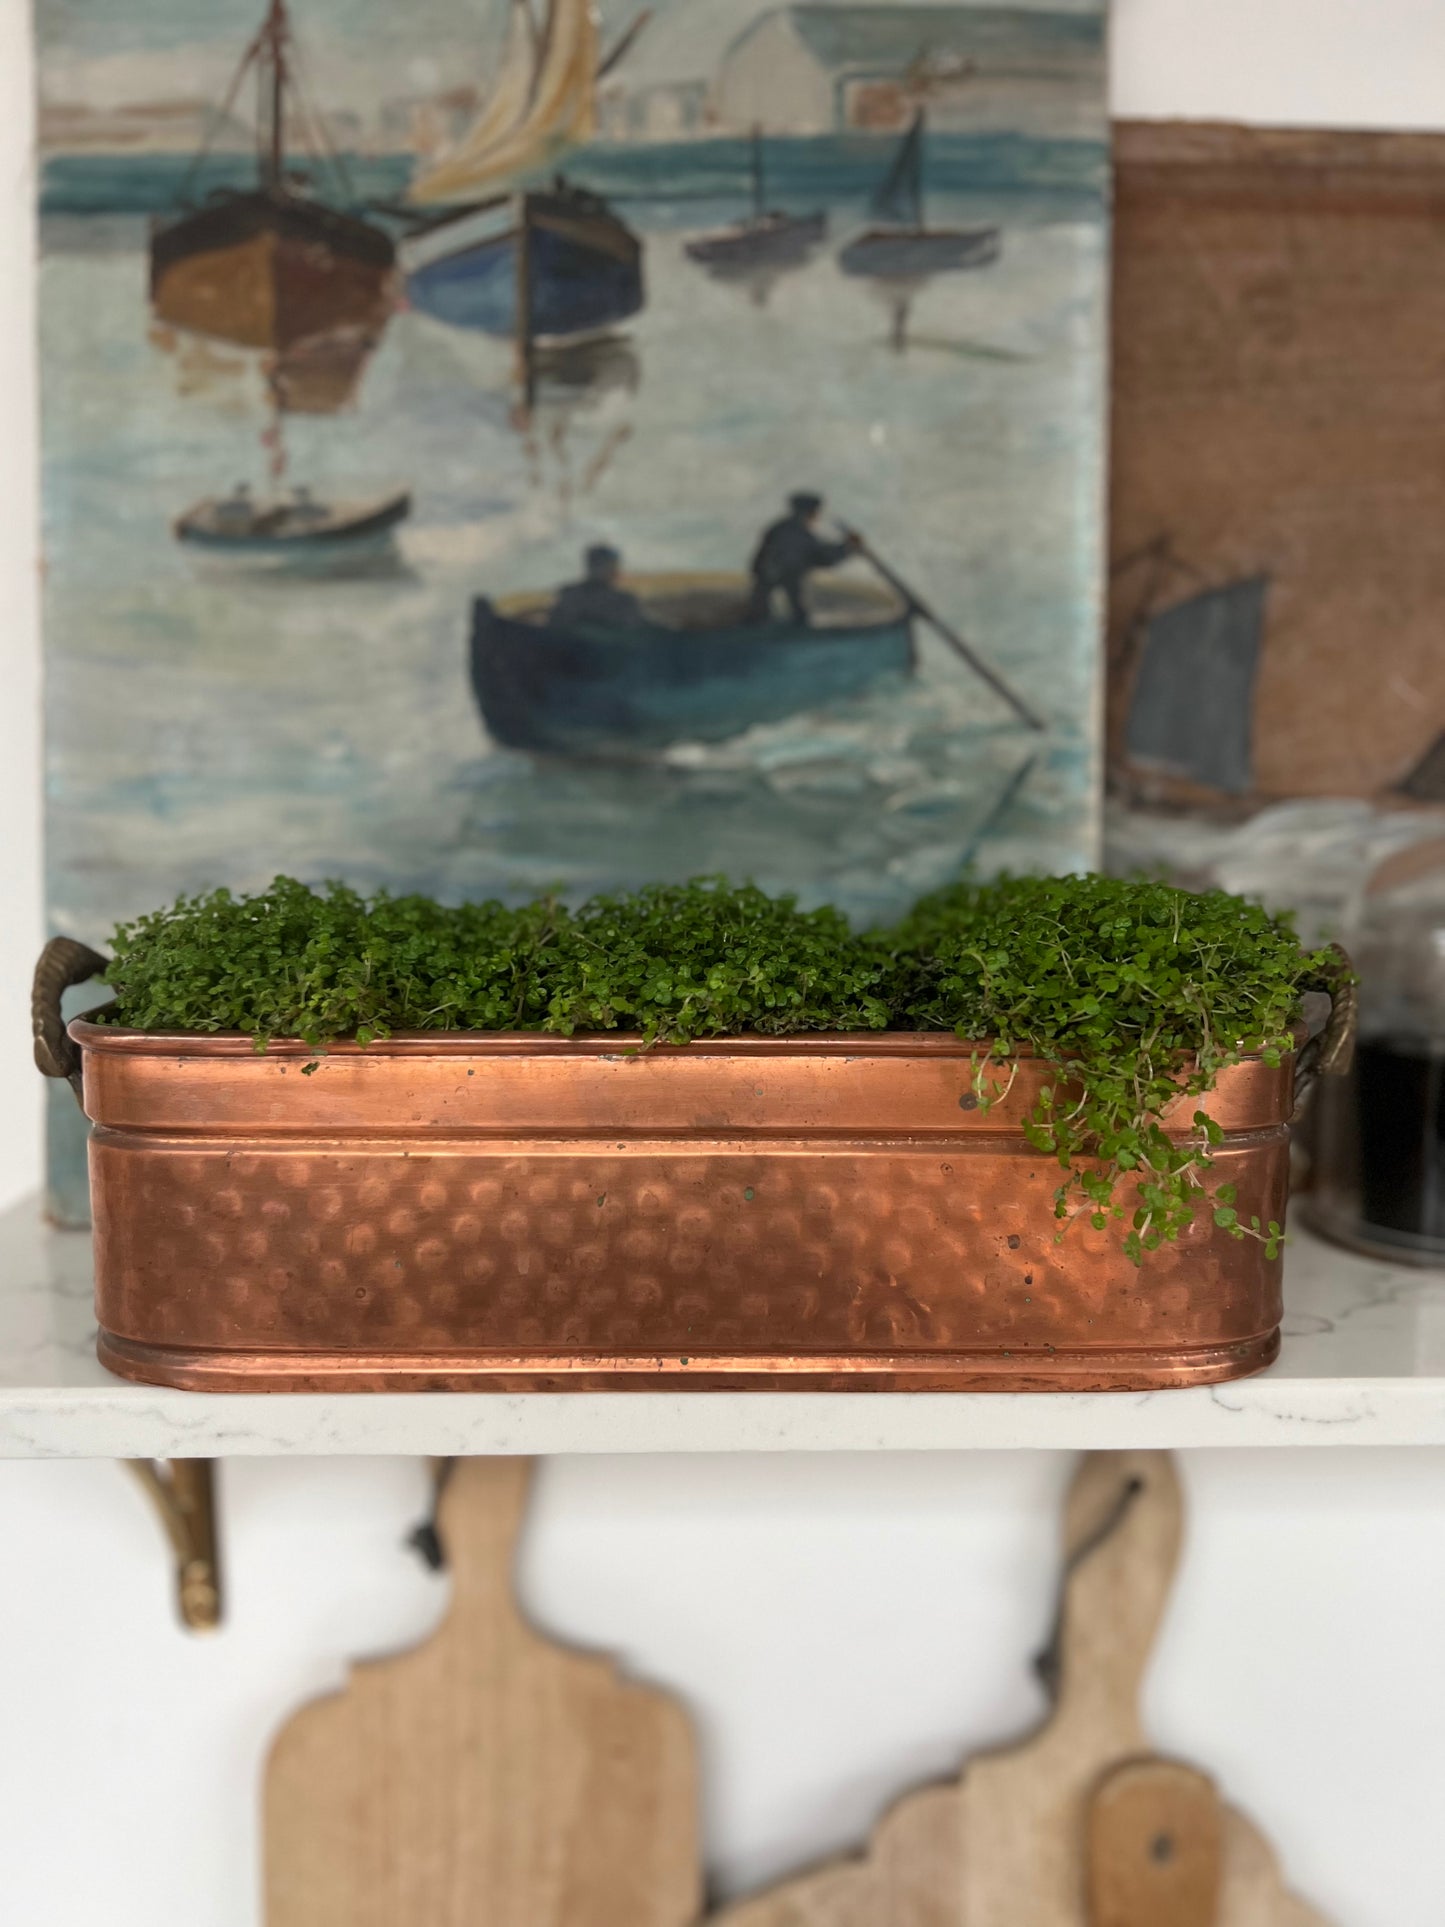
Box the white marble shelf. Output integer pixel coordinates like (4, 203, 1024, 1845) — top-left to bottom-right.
(2, 1196, 1445, 1457)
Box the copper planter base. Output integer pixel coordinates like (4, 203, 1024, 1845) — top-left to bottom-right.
(97, 1328, 1282, 1394)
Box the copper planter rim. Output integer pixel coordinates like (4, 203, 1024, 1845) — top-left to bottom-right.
(70, 1018, 1295, 1062)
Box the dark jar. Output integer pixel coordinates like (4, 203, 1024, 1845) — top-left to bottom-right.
(1308, 846, 1445, 1264)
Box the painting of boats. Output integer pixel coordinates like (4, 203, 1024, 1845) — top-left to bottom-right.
(35, 0, 1111, 1224)
(838, 111, 1000, 281)
(399, 0, 645, 345)
(147, 1, 396, 353)
(685, 128, 827, 288)
(471, 574, 916, 758)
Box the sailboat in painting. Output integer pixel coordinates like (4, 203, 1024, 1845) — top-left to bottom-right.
(684, 128, 827, 283)
(839, 111, 1000, 282)
(1123, 577, 1268, 797)
(401, 0, 644, 345)
(1109, 537, 1270, 802)
(149, 0, 396, 354)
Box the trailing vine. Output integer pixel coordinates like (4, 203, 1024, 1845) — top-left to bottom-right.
(100, 873, 1341, 1265)
(891, 874, 1340, 1265)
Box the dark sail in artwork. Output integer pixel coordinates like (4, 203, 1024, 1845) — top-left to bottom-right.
(838, 110, 999, 283)
(1398, 731, 1445, 802)
(871, 113, 925, 226)
(148, 0, 396, 354)
(1124, 576, 1268, 794)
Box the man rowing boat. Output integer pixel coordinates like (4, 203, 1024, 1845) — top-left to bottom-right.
(747, 491, 861, 624)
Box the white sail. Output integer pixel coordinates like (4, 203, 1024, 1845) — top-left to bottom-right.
(409, 0, 597, 205)
(448, 0, 538, 162)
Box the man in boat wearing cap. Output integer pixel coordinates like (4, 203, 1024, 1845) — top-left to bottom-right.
(549, 544, 644, 629)
(747, 492, 861, 624)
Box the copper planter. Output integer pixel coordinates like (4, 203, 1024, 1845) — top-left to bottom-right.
(60, 1019, 1295, 1393)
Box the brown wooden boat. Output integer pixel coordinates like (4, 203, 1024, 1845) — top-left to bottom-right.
(148, 0, 396, 353)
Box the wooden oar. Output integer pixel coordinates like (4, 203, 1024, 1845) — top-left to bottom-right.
(841, 526, 1047, 731)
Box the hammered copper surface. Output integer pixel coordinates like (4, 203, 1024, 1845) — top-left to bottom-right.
(75, 1024, 1293, 1393)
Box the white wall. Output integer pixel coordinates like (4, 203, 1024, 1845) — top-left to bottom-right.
(0, 0, 42, 1220)
(5, 6, 1445, 1925)
(1109, 0, 1445, 131)
(2, 1450, 1445, 1924)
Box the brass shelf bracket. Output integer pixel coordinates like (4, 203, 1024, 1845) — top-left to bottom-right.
(124, 1458, 223, 1630)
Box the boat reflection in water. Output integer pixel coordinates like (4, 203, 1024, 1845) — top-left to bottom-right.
(839, 111, 1000, 349)
(147, 322, 252, 404)
(471, 574, 915, 760)
(149, 314, 381, 418)
(530, 333, 640, 403)
(684, 128, 827, 307)
(515, 334, 642, 505)
(264, 324, 380, 415)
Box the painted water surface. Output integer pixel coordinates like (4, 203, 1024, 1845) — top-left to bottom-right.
(38, 0, 1109, 1211)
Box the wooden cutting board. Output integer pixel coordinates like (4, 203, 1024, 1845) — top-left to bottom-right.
(712, 1452, 1332, 1927)
(265, 1452, 1331, 1926)
(265, 1457, 700, 1927)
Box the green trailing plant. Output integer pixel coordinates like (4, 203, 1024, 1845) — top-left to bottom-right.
(890, 874, 1340, 1265)
(99, 873, 1342, 1265)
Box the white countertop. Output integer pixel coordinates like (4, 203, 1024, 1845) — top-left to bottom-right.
(3, 1196, 1444, 1457)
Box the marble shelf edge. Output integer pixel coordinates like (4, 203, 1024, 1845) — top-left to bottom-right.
(2, 1198, 1444, 1458)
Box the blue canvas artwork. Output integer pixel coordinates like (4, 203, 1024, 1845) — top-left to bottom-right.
(36, 0, 1110, 1217)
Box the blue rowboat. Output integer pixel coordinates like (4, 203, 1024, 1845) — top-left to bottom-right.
(402, 183, 643, 343)
(470, 572, 916, 759)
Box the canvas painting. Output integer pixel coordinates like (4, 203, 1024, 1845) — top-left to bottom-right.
(1107, 122, 1445, 927)
(36, 0, 1110, 1216)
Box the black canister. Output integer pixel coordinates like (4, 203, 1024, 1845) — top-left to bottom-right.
(1309, 846, 1445, 1264)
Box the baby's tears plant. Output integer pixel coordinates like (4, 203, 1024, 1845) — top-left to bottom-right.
(100, 872, 1342, 1266)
